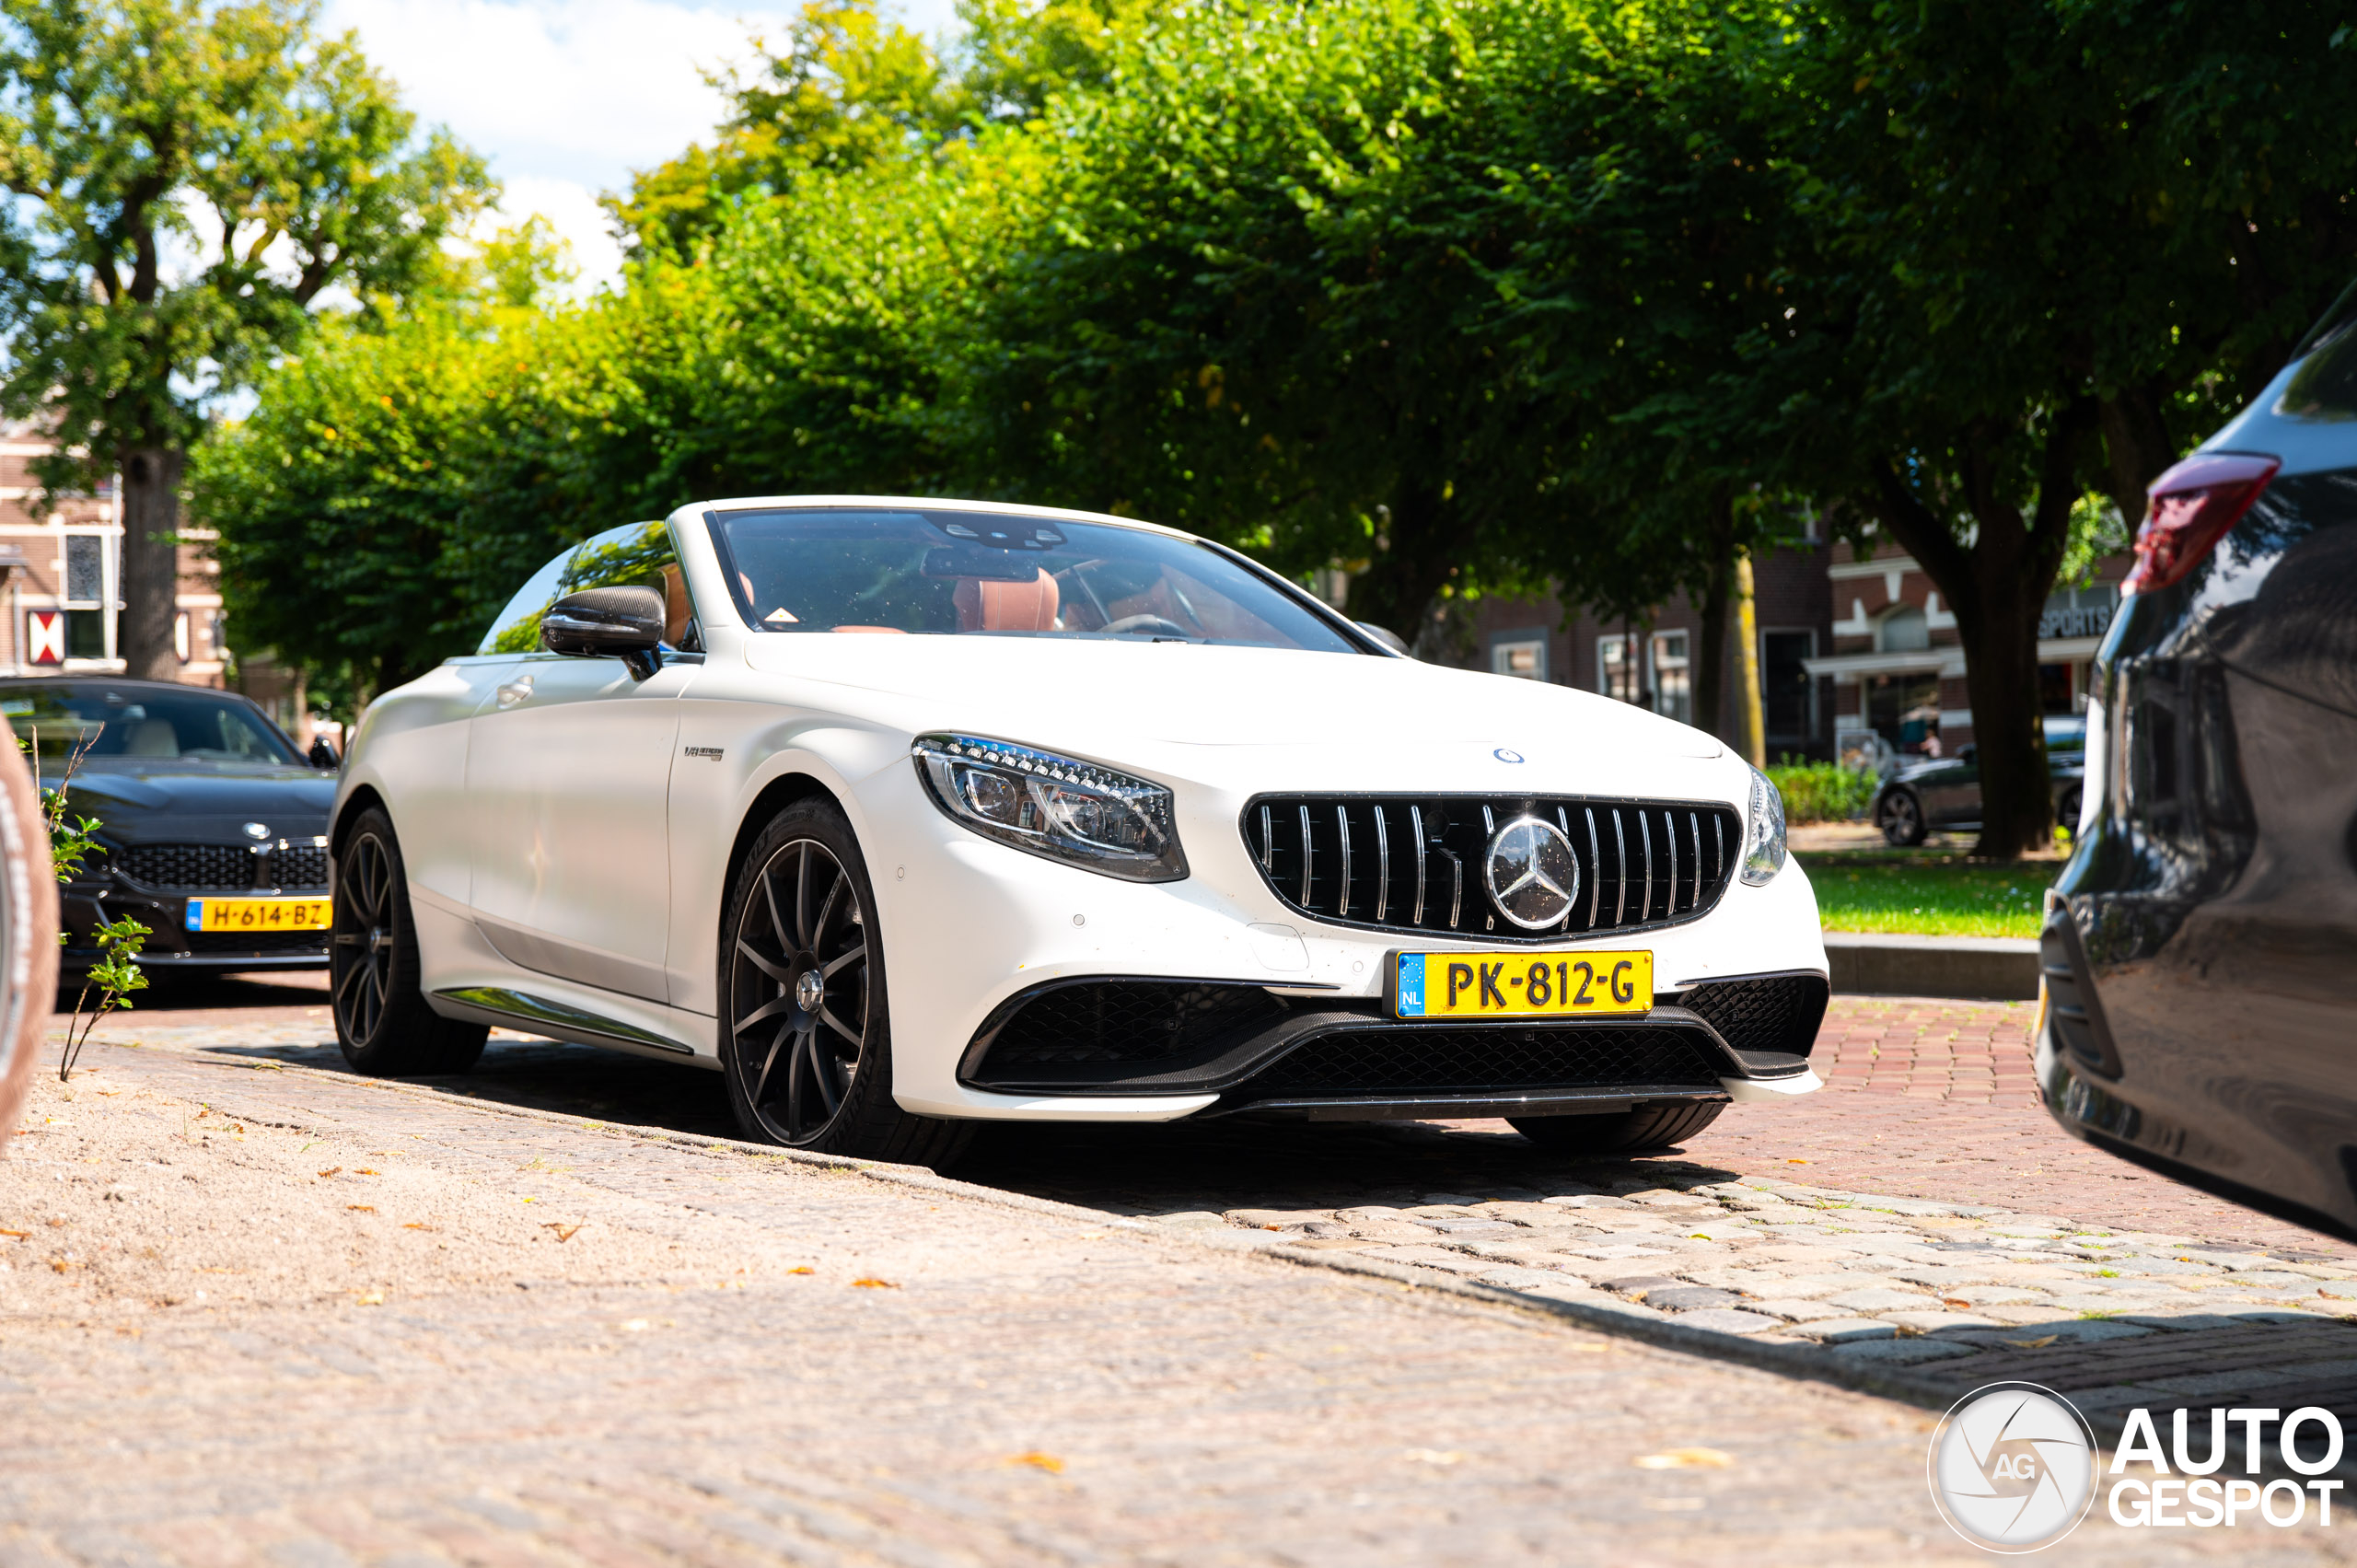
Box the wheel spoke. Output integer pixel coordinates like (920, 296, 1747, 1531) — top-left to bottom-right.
(817, 1004, 861, 1047)
(736, 938, 793, 983)
(794, 846, 813, 947)
(734, 993, 794, 1033)
(810, 1039, 842, 1116)
(811, 871, 844, 947)
(760, 868, 789, 952)
(820, 943, 865, 979)
(751, 1018, 793, 1107)
(785, 1027, 809, 1132)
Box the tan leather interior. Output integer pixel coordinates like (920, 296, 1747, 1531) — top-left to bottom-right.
(122, 719, 178, 756)
(953, 570, 1060, 633)
(661, 565, 692, 645)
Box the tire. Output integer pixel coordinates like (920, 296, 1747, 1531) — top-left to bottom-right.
(331, 808, 487, 1076)
(717, 798, 971, 1167)
(2057, 786, 2083, 832)
(1508, 1102, 1725, 1155)
(0, 718, 56, 1145)
(1876, 787, 1927, 846)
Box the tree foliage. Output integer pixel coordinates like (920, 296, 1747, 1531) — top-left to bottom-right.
(190, 0, 2357, 854)
(0, 0, 490, 678)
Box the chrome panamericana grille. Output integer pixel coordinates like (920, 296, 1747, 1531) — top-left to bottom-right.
(1240, 795, 1742, 943)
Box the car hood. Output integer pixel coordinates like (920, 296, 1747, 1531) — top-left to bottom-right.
(61, 762, 336, 844)
(737, 633, 1739, 799)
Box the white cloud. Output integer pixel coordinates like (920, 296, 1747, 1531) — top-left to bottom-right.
(322, 0, 968, 289)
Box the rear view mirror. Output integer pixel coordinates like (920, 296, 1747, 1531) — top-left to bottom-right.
(543, 587, 667, 679)
(1356, 622, 1409, 655)
(307, 737, 339, 770)
(922, 545, 1048, 582)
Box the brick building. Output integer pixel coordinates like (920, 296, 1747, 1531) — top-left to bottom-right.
(1461, 524, 2129, 762)
(0, 420, 229, 684)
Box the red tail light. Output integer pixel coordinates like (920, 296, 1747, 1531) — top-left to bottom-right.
(2121, 452, 2279, 596)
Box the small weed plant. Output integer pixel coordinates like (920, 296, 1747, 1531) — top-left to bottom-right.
(27, 728, 146, 1079)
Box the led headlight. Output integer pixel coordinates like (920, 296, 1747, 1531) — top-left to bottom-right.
(1741, 765, 1787, 886)
(912, 734, 1188, 883)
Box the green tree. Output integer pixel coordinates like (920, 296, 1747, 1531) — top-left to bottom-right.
(606, 0, 968, 255)
(0, 0, 488, 681)
(1744, 0, 2357, 855)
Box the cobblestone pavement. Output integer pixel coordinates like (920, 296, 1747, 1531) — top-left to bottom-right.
(5, 981, 2357, 1556)
(2, 1040, 2337, 1566)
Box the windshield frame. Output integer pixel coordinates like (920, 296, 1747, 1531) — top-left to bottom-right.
(699, 505, 1392, 656)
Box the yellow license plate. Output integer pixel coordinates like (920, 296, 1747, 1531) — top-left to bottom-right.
(1393, 949, 1653, 1019)
(183, 897, 332, 933)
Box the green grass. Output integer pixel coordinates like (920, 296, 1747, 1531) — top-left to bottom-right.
(1797, 851, 2061, 938)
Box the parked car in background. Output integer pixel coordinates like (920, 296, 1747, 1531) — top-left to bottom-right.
(1871, 715, 2086, 846)
(0, 679, 339, 978)
(331, 498, 1831, 1166)
(2040, 279, 2357, 1238)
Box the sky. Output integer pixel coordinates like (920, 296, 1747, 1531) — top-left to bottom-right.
(320, 0, 966, 290)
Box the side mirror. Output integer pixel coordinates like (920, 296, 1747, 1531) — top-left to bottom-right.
(543, 587, 667, 679)
(1356, 621, 1409, 655)
(1956, 743, 1978, 764)
(307, 737, 339, 770)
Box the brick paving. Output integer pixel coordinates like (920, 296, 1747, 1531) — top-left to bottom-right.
(14, 978, 2357, 1561)
(12, 1040, 2300, 1568)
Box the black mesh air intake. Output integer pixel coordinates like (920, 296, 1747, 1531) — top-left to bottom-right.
(1241, 795, 1740, 942)
(1240, 1024, 1723, 1098)
(1678, 973, 1829, 1059)
(111, 843, 259, 890)
(980, 980, 1291, 1067)
(267, 844, 330, 889)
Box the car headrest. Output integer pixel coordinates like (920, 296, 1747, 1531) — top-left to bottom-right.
(953, 570, 1060, 633)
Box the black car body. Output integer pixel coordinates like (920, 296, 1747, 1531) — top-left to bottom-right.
(1871, 716, 2088, 845)
(3, 679, 337, 975)
(2041, 285, 2357, 1238)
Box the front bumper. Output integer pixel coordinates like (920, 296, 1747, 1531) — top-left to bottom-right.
(63, 881, 331, 974)
(867, 764, 1830, 1121)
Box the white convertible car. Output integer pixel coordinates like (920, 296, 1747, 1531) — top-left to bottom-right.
(331, 498, 1829, 1164)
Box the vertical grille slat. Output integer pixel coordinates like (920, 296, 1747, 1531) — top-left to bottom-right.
(1244, 795, 1740, 942)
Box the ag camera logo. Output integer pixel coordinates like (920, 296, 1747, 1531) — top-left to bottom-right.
(1927, 1383, 2098, 1553)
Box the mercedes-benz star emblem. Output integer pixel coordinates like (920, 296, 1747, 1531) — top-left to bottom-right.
(1483, 816, 1580, 930)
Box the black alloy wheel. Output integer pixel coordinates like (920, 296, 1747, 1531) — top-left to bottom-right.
(331, 808, 487, 1076)
(1877, 787, 1927, 847)
(2057, 786, 2084, 834)
(718, 800, 970, 1165)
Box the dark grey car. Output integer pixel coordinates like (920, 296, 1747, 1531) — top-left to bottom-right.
(3, 679, 338, 976)
(1871, 715, 2087, 846)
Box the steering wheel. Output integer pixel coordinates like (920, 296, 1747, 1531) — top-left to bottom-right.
(1100, 614, 1192, 638)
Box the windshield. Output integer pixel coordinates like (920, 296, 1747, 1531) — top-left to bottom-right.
(706, 507, 1360, 653)
(0, 684, 303, 768)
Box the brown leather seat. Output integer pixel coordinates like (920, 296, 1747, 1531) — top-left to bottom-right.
(953, 571, 1060, 633)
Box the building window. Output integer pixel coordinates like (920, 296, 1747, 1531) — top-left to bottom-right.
(1491, 633, 1547, 680)
(64, 535, 104, 604)
(1877, 604, 1929, 653)
(1597, 634, 1640, 703)
(64, 610, 106, 659)
(1762, 630, 1817, 741)
(1651, 631, 1691, 725)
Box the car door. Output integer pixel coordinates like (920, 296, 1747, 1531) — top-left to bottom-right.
(1917, 752, 1980, 826)
(464, 521, 697, 1003)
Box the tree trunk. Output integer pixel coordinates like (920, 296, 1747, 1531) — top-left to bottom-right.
(118, 447, 184, 681)
(1349, 479, 1472, 647)
(1693, 498, 1733, 743)
(2096, 388, 2177, 538)
(1732, 548, 1766, 768)
(1868, 404, 2093, 858)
